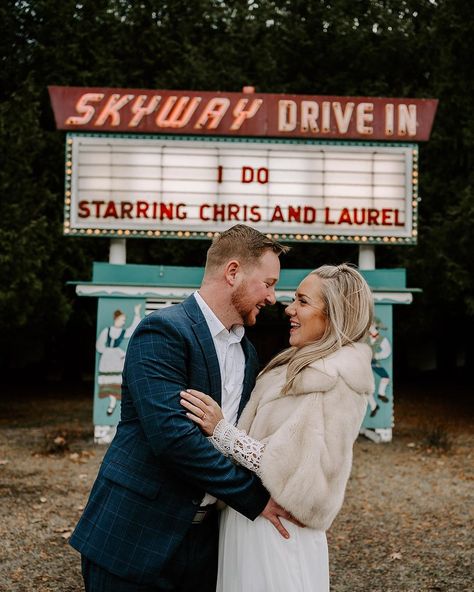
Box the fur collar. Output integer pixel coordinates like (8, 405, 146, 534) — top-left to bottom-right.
(290, 342, 373, 396)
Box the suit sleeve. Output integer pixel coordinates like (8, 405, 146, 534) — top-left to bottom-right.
(122, 313, 269, 520)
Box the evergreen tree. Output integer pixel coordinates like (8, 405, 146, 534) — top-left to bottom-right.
(0, 0, 471, 378)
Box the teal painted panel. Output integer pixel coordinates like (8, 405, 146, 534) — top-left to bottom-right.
(87, 263, 410, 291)
(93, 297, 146, 426)
(359, 268, 406, 289)
(361, 305, 393, 430)
(92, 262, 205, 286)
(277, 268, 407, 290)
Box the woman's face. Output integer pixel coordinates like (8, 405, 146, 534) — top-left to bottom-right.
(285, 274, 328, 348)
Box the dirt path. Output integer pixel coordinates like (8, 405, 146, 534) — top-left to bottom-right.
(0, 380, 472, 591)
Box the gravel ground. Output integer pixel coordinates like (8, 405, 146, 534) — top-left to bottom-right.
(0, 377, 472, 592)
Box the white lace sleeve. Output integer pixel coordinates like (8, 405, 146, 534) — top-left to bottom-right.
(209, 420, 265, 477)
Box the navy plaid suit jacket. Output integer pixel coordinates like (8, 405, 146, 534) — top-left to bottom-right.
(70, 294, 269, 584)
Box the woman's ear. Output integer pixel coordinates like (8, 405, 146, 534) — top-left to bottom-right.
(223, 259, 240, 286)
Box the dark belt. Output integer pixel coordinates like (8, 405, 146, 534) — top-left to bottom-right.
(192, 504, 216, 525)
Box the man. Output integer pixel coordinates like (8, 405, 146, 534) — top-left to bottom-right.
(70, 224, 294, 591)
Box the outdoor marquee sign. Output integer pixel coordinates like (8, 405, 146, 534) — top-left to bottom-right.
(51, 87, 433, 442)
(50, 86, 437, 243)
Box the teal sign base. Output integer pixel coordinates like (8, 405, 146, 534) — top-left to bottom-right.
(73, 263, 416, 443)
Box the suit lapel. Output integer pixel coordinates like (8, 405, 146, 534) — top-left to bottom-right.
(183, 295, 222, 405)
(238, 337, 258, 419)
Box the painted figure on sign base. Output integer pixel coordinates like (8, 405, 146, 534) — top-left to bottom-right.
(367, 317, 392, 417)
(96, 304, 142, 416)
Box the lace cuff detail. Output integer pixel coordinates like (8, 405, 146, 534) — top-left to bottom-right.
(210, 420, 265, 477)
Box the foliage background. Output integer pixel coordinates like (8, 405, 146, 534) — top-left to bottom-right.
(0, 0, 472, 382)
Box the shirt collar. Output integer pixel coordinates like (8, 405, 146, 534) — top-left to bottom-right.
(194, 291, 244, 342)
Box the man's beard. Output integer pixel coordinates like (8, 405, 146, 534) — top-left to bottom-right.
(231, 280, 258, 326)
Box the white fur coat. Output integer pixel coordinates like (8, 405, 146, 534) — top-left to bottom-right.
(238, 342, 374, 530)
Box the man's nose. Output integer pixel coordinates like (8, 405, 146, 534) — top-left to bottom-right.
(265, 287, 277, 305)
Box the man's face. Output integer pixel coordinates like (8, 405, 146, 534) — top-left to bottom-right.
(231, 250, 280, 326)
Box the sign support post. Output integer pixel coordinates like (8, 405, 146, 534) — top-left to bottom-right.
(359, 245, 376, 270)
(109, 239, 126, 264)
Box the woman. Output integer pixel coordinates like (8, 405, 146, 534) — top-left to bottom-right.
(181, 264, 374, 591)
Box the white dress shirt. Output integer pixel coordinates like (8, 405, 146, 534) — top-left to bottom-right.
(194, 291, 246, 505)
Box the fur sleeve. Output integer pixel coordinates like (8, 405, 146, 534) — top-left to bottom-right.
(259, 382, 368, 530)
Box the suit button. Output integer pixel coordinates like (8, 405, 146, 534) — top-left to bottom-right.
(192, 499, 200, 505)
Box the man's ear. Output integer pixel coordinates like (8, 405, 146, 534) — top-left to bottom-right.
(223, 259, 241, 286)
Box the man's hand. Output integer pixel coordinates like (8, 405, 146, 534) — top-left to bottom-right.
(261, 497, 305, 539)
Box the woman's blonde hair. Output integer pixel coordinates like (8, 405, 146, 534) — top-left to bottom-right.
(261, 263, 374, 394)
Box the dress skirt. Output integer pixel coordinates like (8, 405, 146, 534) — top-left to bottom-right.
(216, 507, 330, 592)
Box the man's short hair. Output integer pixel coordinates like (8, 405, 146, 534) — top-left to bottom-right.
(205, 224, 289, 272)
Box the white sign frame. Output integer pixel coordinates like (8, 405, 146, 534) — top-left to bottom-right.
(64, 133, 418, 244)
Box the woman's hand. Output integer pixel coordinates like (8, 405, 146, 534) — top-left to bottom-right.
(180, 389, 224, 436)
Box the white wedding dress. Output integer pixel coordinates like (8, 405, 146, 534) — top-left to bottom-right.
(211, 421, 330, 592)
